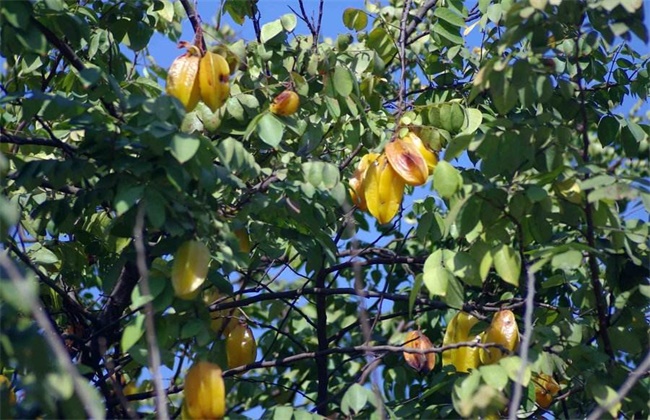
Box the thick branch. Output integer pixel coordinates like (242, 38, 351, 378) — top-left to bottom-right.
(575, 29, 614, 360)
(1, 132, 77, 155)
(404, 0, 438, 42)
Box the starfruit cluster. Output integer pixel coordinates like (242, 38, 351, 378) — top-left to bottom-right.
(402, 330, 436, 373)
(349, 131, 439, 224)
(166, 43, 230, 112)
(442, 310, 520, 373)
(182, 361, 225, 419)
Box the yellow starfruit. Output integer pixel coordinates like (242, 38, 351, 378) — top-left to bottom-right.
(480, 310, 519, 365)
(442, 311, 481, 373)
(226, 322, 257, 369)
(166, 46, 201, 111)
(403, 330, 436, 373)
(533, 372, 560, 409)
(184, 361, 225, 419)
(199, 51, 230, 112)
(385, 136, 429, 186)
(171, 240, 211, 300)
(348, 152, 379, 211)
(403, 131, 438, 174)
(363, 154, 405, 224)
(270, 90, 300, 116)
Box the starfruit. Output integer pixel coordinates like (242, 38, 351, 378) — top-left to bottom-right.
(0, 374, 16, 406)
(553, 177, 583, 204)
(166, 46, 201, 112)
(385, 136, 429, 186)
(184, 361, 225, 419)
(403, 131, 438, 174)
(171, 240, 211, 300)
(199, 51, 230, 112)
(403, 330, 436, 373)
(348, 153, 379, 211)
(270, 90, 300, 116)
(533, 372, 560, 409)
(363, 154, 405, 224)
(479, 310, 519, 365)
(226, 322, 257, 369)
(442, 311, 481, 373)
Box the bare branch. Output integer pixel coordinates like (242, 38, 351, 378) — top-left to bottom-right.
(508, 265, 536, 418)
(132, 204, 168, 418)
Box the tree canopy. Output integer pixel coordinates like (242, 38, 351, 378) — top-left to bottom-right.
(1, 0, 649, 418)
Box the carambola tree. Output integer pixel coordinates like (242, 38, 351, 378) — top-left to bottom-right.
(1, 0, 649, 418)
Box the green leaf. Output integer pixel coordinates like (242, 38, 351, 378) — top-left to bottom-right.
(261, 19, 284, 44)
(492, 244, 521, 286)
(333, 66, 354, 97)
(500, 356, 531, 386)
(280, 13, 297, 32)
(342, 8, 368, 31)
(461, 108, 483, 134)
(410, 273, 424, 315)
(31, 245, 59, 264)
(434, 8, 466, 27)
(367, 27, 397, 63)
(440, 103, 465, 133)
(589, 382, 621, 417)
(114, 184, 144, 216)
(434, 160, 463, 198)
(479, 365, 509, 391)
(445, 251, 482, 287)
(121, 313, 145, 353)
(551, 249, 583, 271)
(302, 161, 340, 190)
(256, 113, 284, 147)
(169, 133, 200, 163)
(423, 250, 450, 297)
(341, 383, 368, 415)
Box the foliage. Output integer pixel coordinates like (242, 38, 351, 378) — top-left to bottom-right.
(1, 0, 649, 418)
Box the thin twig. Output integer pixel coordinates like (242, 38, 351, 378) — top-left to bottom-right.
(396, 0, 412, 121)
(0, 253, 105, 419)
(508, 265, 536, 418)
(133, 205, 168, 418)
(586, 350, 650, 420)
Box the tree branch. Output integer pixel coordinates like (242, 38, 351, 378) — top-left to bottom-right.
(575, 29, 614, 360)
(0, 132, 77, 155)
(132, 205, 168, 419)
(404, 0, 438, 42)
(0, 253, 104, 419)
(586, 350, 650, 420)
(508, 265, 536, 418)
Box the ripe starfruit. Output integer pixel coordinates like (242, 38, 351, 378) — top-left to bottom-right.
(204, 289, 240, 337)
(363, 154, 405, 224)
(533, 372, 560, 409)
(403, 330, 436, 373)
(349, 152, 379, 211)
(184, 361, 225, 419)
(385, 136, 429, 186)
(403, 132, 438, 174)
(199, 51, 230, 112)
(226, 322, 257, 369)
(442, 311, 481, 373)
(171, 240, 211, 300)
(479, 310, 519, 365)
(270, 90, 300, 116)
(166, 45, 201, 112)
(0, 374, 16, 406)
